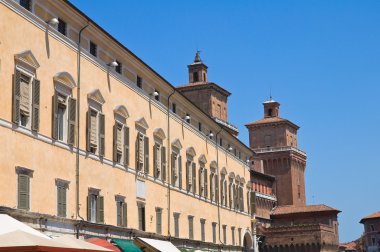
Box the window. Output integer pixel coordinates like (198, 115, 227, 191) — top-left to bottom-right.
(212, 222, 217, 244)
(222, 225, 227, 244)
(138, 204, 146, 231)
(238, 228, 242, 246)
(219, 137, 223, 146)
(200, 219, 206, 242)
(199, 165, 208, 198)
(115, 60, 122, 74)
(370, 224, 375, 232)
(174, 213, 180, 238)
(171, 151, 182, 188)
(87, 190, 104, 224)
(154, 143, 166, 181)
(17, 174, 30, 210)
(136, 132, 149, 174)
(156, 208, 162, 234)
(209, 130, 213, 139)
(198, 122, 202, 131)
(137, 76, 143, 88)
(210, 171, 218, 202)
(188, 216, 194, 240)
(172, 103, 177, 114)
(13, 70, 40, 131)
(186, 158, 196, 193)
(116, 196, 127, 227)
(372, 237, 376, 246)
(268, 108, 273, 116)
(193, 71, 199, 82)
(87, 109, 105, 156)
(221, 175, 227, 207)
(57, 18, 66, 36)
(239, 186, 244, 212)
(53, 93, 76, 145)
(231, 227, 235, 245)
(113, 122, 130, 165)
(20, 0, 31, 11)
(217, 104, 222, 118)
(56, 179, 69, 218)
(90, 41, 97, 57)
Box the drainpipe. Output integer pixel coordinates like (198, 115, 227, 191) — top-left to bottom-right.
(76, 23, 89, 221)
(215, 128, 224, 246)
(166, 89, 176, 236)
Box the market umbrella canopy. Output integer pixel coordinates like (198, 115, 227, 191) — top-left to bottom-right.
(54, 235, 113, 251)
(134, 237, 180, 252)
(86, 238, 121, 252)
(111, 239, 141, 252)
(0, 214, 50, 239)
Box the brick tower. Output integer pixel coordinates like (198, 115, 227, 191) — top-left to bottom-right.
(246, 98, 307, 206)
(177, 51, 238, 136)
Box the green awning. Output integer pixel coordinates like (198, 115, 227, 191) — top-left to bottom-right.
(112, 239, 142, 252)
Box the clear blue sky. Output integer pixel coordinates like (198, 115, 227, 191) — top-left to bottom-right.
(70, 0, 380, 242)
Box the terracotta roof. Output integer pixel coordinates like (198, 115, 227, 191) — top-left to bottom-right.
(245, 117, 299, 129)
(177, 82, 231, 96)
(339, 241, 357, 251)
(360, 211, 380, 223)
(271, 204, 340, 216)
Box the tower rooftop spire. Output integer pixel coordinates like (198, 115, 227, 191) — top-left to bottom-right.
(194, 50, 201, 63)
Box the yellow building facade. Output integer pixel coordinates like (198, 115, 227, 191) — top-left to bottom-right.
(0, 0, 254, 251)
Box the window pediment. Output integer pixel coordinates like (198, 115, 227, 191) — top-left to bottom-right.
(14, 50, 40, 69)
(114, 105, 129, 119)
(240, 177, 246, 184)
(171, 139, 182, 150)
(186, 147, 196, 157)
(235, 175, 241, 183)
(53, 72, 76, 89)
(153, 128, 166, 140)
(229, 172, 235, 179)
(135, 117, 149, 130)
(87, 89, 105, 105)
(220, 167, 227, 175)
(198, 154, 207, 164)
(210, 161, 217, 169)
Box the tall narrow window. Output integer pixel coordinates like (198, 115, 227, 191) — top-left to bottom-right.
(188, 216, 194, 240)
(198, 122, 202, 131)
(138, 204, 146, 231)
(115, 60, 122, 74)
(172, 103, 177, 114)
(231, 227, 235, 245)
(57, 18, 66, 36)
(56, 179, 69, 218)
(193, 71, 199, 82)
(171, 151, 182, 188)
(200, 219, 206, 242)
(20, 0, 31, 11)
(18, 174, 30, 210)
(87, 109, 105, 156)
(156, 208, 162, 234)
(116, 196, 127, 227)
(212, 222, 217, 244)
(87, 190, 104, 224)
(222, 225, 227, 244)
(137, 76, 143, 88)
(174, 213, 180, 238)
(90, 41, 97, 57)
(136, 132, 149, 174)
(238, 228, 242, 246)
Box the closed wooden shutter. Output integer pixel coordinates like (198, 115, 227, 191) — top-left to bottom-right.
(87, 196, 91, 221)
(192, 163, 196, 194)
(12, 69, 21, 124)
(138, 206, 143, 230)
(178, 155, 182, 189)
(171, 153, 175, 186)
(124, 127, 130, 166)
(97, 196, 104, 224)
(215, 175, 219, 203)
(136, 133, 140, 170)
(122, 203, 128, 227)
(144, 137, 149, 174)
(67, 97, 76, 145)
(220, 179, 223, 205)
(153, 144, 158, 178)
(156, 210, 162, 234)
(189, 218, 193, 239)
(18, 174, 29, 210)
(113, 124, 118, 162)
(52, 93, 58, 139)
(161, 146, 166, 181)
(98, 113, 105, 157)
(31, 78, 40, 131)
(186, 161, 189, 191)
(57, 186, 66, 217)
(198, 168, 202, 195)
(86, 111, 91, 152)
(204, 169, 208, 198)
(116, 202, 122, 226)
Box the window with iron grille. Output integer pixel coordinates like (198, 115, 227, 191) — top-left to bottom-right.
(90, 41, 97, 57)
